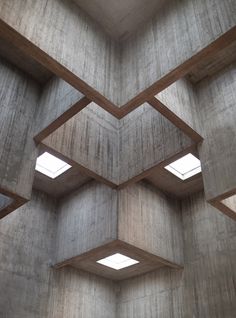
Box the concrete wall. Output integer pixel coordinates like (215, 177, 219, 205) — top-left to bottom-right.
(0, 2, 235, 315)
(118, 182, 183, 265)
(181, 191, 236, 317)
(55, 180, 118, 264)
(0, 190, 116, 318)
(0, 188, 235, 317)
(0, 0, 120, 107)
(0, 57, 39, 206)
(196, 63, 236, 201)
(0, 190, 56, 317)
(117, 191, 236, 318)
(117, 267, 183, 318)
(1, 0, 235, 110)
(48, 267, 116, 318)
(121, 0, 236, 105)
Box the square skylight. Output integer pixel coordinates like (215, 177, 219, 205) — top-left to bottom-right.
(35, 152, 71, 179)
(0, 193, 13, 210)
(165, 153, 201, 180)
(96, 253, 139, 270)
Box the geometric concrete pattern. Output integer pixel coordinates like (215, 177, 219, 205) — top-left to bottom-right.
(0, 0, 236, 317)
(54, 181, 183, 280)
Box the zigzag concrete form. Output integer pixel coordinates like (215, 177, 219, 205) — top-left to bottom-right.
(0, 0, 235, 115)
(41, 101, 195, 187)
(0, 54, 200, 217)
(0, 0, 235, 217)
(0, 0, 236, 317)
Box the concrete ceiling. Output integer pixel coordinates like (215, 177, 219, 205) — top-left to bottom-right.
(72, 0, 167, 40)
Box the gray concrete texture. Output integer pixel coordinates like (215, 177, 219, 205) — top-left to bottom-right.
(0, 190, 116, 318)
(0, 0, 235, 317)
(0, 0, 235, 108)
(42, 101, 193, 186)
(55, 180, 183, 267)
(0, 189, 235, 317)
(117, 191, 236, 318)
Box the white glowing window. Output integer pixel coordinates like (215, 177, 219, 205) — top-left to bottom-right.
(165, 153, 201, 180)
(96, 253, 139, 270)
(35, 152, 71, 179)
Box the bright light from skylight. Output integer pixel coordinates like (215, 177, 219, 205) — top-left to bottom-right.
(96, 253, 139, 270)
(35, 152, 71, 179)
(165, 153, 201, 180)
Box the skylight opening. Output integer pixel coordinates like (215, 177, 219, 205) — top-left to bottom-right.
(35, 152, 72, 179)
(221, 194, 236, 213)
(96, 253, 139, 270)
(0, 193, 13, 211)
(165, 153, 201, 180)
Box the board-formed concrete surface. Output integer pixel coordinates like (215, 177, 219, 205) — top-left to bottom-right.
(0, 190, 117, 318)
(0, 58, 40, 218)
(54, 181, 183, 279)
(0, 0, 235, 110)
(0, 190, 235, 317)
(0, 0, 236, 317)
(117, 191, 236, 318)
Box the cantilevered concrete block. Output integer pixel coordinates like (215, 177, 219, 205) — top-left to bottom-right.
(0, 63, 90, 218)
(148, 68, 236, 221)
(118, 103, 194, 185)
(54, 181, 183, 280)
(196, 64, 236, 220)
(42, 102, 120, 186)
(0, 58, 40, 218)
(42, 102, 194, 187)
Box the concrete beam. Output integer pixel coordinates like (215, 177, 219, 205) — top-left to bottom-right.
(0, 0, 235, 116)
(34, 76, 90, 142)
(149, 78, 202, 142)
(0, 0, 120, 115)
